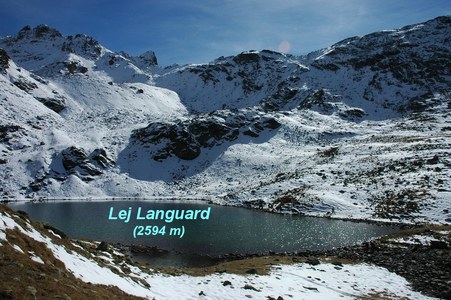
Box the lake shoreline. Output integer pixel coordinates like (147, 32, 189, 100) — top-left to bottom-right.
(136, 224, 450, 299)
(2, 204, 449, 299)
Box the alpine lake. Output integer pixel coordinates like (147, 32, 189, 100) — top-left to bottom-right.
(8, 200, 400, 267)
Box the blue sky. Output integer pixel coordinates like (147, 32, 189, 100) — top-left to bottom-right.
(0, 0, 449, 66)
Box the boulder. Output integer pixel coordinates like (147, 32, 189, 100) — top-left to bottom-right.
(430, 240, 448, 249)
(13, 78, 38, 92)
(60, 146, 104, 179)
(34, 96, 66, 113)
(61, 146, 89, 170)
(90, 148, 115, 168)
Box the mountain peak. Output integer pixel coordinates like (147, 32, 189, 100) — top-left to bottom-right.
(135, 50, 158, 66)
(0, 24, 161, 79)
(62, 33, 103, 59)
(16, 24, 63, 40)
(412, 15, 451, 29)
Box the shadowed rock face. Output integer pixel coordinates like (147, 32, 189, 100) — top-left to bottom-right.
(0, 48, 9, 74)
(58, 146, 114, 180)
(90, 148, 115, 169)
(9, 73, 68, 113)
(16, 24, 63, 40)
(34, 97, 67, 113)
(130, 109, 281, 161)
(136, 50, 158, 66)
(0, 125, 23, 143)
(61, 146, 102, 177)
(28, 147, 115, 192)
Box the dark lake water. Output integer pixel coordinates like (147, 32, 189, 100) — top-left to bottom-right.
(9, 200, 399, 267)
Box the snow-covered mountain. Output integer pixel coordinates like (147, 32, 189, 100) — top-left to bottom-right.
(1, 17, 450, 223)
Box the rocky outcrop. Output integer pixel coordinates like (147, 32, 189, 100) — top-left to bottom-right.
(34, 96, 67, 113)
(15, 24, 63, 41)
(28, 146, 112, 191)
(130, 109, 281, 161)
(61, 146, 102, 177)
(13, 76, 38, 92)
(54, 146, 114, 181)
(10, 75, 67, 113)
(63, 61, 89, 74)
(0, 48, 9, 74)
(90, 148, 115, 169)
(61, 34, 103, 59)
(0, 125, 23, 143)
(135, 50, 158, 67)
(299, 89, 336, 112)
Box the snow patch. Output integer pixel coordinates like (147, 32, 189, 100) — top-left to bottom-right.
(29, 251, 45, 264)
(12, 244, 24, 254)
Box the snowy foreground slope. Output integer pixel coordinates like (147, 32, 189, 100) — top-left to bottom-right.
(0, 206, 441, 299)
(0, 17, 450, 223)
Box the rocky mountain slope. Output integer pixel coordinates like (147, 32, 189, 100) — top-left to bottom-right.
(0, 17, 450, 223)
